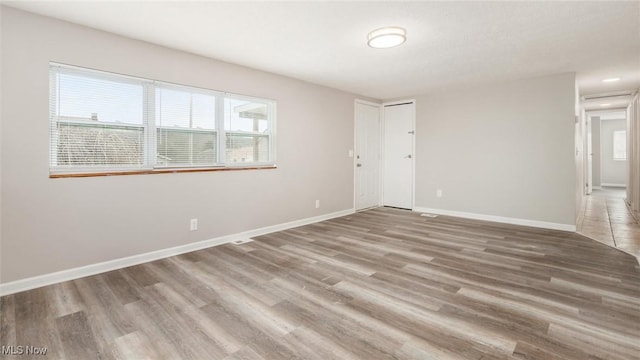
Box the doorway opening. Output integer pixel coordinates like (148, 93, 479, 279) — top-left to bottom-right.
(586, 110, 628, 193)
(579, 108, 639, 260)
(382, 100, 415, 210)
(354, 99, 416, 212)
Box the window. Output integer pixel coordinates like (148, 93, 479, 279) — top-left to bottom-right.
(156, 85, 217, 167)
(613, 130, 626, 161)
(225, 98, 271, 163)
(51, 70, 146, 168)
(49, 64, 275, 174)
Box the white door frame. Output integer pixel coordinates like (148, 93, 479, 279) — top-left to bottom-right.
(381, 99, 416, 209)
(586, 113, 593, 194)
(354, 99, 383, 210)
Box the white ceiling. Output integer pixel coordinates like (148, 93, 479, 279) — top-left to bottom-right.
(3, 1, 640, 100)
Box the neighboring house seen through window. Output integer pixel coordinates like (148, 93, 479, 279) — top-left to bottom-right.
(49, 64, 275, 174)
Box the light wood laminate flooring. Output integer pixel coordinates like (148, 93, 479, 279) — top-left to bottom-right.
(1, 207, 639, 359)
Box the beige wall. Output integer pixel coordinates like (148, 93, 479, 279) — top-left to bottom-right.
(0, 7, 373, 283)
(414, 73, 577, 226)
(0, 6, 4, 283)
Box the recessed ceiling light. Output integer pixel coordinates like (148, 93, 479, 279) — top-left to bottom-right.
(367, 27, 406, 49)
(602, 77, 621, 82)
(600, 103, 611, 107)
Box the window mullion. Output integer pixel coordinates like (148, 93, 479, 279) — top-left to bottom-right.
(189, 94, 194, 164)
(145, 82, 157, 168)
(270, 102, 276, 163)
(216, 95, 225, 165)
(49, 69, 59, 168)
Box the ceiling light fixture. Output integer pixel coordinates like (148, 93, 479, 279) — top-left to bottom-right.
(367, 27, 406, 49)
(600, 103, 611, 107)
(602, 77, 621, 82)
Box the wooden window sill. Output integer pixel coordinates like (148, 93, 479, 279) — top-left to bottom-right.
(49, 165, 278, 178)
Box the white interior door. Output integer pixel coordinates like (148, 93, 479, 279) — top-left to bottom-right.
(355, 102, 380, 210)
(383, 102, 414, 209)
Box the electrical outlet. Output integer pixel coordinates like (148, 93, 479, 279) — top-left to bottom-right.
(436, 189, 443, 198)
(190, 218, 198, 231)
(315, 200, 320, 208)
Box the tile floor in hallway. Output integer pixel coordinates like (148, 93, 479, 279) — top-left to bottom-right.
(577, 187, 640, 260)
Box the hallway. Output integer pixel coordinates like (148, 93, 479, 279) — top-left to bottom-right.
(578, 187, 640, 261)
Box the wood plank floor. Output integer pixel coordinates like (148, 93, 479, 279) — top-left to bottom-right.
(1, 207, 639, 359)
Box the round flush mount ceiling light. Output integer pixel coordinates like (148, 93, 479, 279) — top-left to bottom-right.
(602, 77, 621, 83)
(367, 27, 406, 49)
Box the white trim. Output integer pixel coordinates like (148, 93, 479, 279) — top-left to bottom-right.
(354, 100, 383, 211)
(601, 183, 626, 188)
(0, 209, 354, 296)
(381, 98, 416, 107)
(592, 186, 602, 190)
(381, 99, 416, 209)
(412, 207, 576, 232)
(354, 99, 381, 107)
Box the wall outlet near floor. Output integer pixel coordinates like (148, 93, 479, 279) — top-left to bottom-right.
(436, 189, 443, 198)
(315, 200, 320, 208)
(190, 218, 198, 231)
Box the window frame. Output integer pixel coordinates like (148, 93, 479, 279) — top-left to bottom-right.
(154, 81, 220, 168)
(223, 93, 276, 167)
(50, 66, 152, 173)
(612, 130, 627, 161)
(49, 63, 276, 176)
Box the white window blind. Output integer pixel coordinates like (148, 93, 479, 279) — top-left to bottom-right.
(613, 130, 627, 161)
(50, 67, 148, 170)
(156, 85, 217, 167)
(225, 97, 272, 164)
(49, 64, 276, 174)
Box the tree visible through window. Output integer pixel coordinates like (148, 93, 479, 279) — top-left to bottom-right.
(49, 64, 275, 174)
(53, 72, 144, 166)
(613, 130, 626, 161)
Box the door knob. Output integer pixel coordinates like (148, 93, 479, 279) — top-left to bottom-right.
(405, 155, 412, 159)
(357, 163, 362, 167)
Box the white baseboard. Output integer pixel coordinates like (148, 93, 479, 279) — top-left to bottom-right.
(412, 207, 576, 232)
(601, 183, 626, 188)
(0, 209, 354, 296)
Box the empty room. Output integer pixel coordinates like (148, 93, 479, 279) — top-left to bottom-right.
(1, 1, 639, 359)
